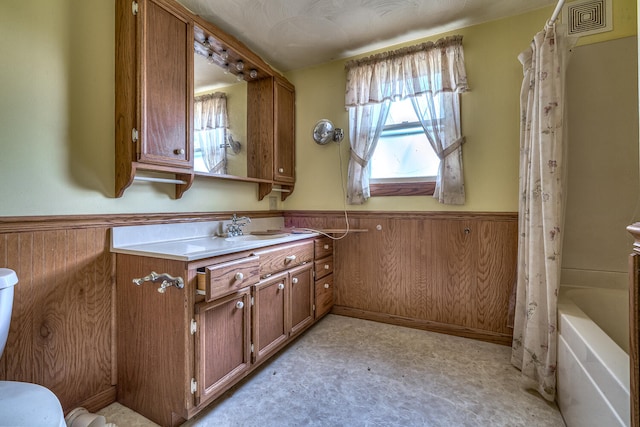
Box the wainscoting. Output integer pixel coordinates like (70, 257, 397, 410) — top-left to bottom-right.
(285, 211, 518, 345)
(0, 212, 275, 414)
(0, 210, 517, 414)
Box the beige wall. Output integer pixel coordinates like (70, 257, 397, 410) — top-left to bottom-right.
(0, 0, 269, 216)
(0, 0, 636, 216)
(284, 0, 637, 212)
(562, 36, 639, 288)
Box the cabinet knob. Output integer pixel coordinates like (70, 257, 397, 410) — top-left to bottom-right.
(278, 283, 285, 290)
(285, 255, 296, 263)
(235, 272, 244, 281)
(323, 244, 329, 250)
(278, 167, 284, 173)
(174, 148, 185, 155)
(324, 283, 330, 289)
(292, 277, 298, 284)
(236, 301, 244, 309)
(324, 264, 330, 270)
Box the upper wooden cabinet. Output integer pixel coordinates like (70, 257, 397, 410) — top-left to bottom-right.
(247, 76, 296, 201)
(115, 0, 297, 200)
(115, 0, 195, 198)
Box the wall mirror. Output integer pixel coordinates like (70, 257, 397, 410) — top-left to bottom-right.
(191, 22, 270, 182)
(193, 41, 247, 177)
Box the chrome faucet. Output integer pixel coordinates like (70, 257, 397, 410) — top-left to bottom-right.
(225, 214, 251, 237)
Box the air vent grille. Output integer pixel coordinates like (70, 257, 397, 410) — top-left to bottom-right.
(562, 0, 612, 36)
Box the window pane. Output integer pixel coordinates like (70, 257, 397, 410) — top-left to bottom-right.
(370, 98, 440, 180)
(371, 133, 439, 178)
(385, 98, 418, 125)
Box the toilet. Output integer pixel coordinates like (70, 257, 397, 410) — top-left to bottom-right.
(0, 268, 66, 427)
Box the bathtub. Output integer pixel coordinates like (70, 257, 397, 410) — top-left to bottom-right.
(557, 287, 630, 427)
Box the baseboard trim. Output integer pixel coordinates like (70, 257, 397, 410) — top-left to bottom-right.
(331, 306, 513, 346)
(66, 386, 117, 415)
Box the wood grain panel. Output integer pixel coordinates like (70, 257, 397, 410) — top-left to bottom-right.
(116, 254, 191, 426)
(629, 252, 639, 427)
(286, 211, 518, 344)
(627, 223, 640, 427)
(0, 210, 282, 415)
(0, 229, 114, 412)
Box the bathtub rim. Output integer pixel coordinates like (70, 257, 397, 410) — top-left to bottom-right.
(558, 286, 630, 392)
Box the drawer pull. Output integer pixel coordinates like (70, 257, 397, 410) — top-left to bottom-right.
(278, 283, 285, 290)
(324, 264, 330, 270)
(324, 283, 330, 289)
(323, 244, 329, 250)
(236, 301, 244, 309)
(291, 277, 299, 284)
(285, 255, 297, 263)
(235, 272, 244, 281)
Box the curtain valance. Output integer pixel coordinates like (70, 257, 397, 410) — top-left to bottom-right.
(344, 35, 468, 108)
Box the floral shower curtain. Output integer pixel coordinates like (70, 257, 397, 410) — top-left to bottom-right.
(511, 23, 575, 401)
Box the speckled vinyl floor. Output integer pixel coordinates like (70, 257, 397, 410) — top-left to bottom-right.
(98, 314, 566, 427)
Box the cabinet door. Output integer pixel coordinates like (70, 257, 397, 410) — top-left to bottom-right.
(138, 0, 193, 168)
(273, 78, 295, 183)
(194, 289, 251, 405)
(289, 263, 314, 336)
(252, 272, 288, 364)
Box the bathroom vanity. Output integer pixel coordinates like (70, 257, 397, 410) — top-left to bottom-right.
(111, 220, 333, 426)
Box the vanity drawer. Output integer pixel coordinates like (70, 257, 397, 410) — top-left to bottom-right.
(314, 256, 333, 280)
(315, 274, 333, 319)
(202, 255, 260, 301)
(314, 238, 333, 259)
(254, 240, 314, 278)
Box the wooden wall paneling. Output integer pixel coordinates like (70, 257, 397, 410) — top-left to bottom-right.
(432, 219, 474, 328)
(332, 218, 361, 309)
(407, 218, 429, 320)
(475, 220, 517, 334)
(285, 211, 517, 345)
(0, 228, 115, 412)
(3, 232, 35, 382)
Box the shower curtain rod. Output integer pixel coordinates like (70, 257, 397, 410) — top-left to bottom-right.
(548, 0, 566, 25)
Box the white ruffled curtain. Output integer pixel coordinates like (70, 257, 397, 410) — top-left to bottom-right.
(194, 93, 228, 174)
(511, 23, 575, 401)
(344, 36, 468, 205)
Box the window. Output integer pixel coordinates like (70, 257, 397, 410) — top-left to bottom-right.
(369, 98, 440, 196)
(344, 36, 467, 205)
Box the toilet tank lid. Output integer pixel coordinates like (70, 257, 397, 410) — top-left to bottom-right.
(0, 268, 18, 289)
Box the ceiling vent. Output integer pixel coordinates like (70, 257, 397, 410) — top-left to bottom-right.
(562, 0, 613, 36)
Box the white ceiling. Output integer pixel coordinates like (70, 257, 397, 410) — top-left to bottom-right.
(178, 0, 558, 72)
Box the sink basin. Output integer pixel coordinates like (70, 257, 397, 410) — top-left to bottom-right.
(225, 233, 289, 242)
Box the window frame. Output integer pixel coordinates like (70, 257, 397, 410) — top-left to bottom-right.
(369, 100, 439, 197)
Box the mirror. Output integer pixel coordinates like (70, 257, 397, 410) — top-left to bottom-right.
(193, 50, 247, 177)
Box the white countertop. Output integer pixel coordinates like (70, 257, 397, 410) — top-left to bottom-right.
(110, 218, 318, 261)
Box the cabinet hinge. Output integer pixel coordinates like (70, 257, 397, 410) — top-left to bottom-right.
(251, 296, 254, 306)
(313, 304, 316, 312)
(190, 378, 197, 394)
(132, 128, 139, 143)
(251, 343, 254, 354)
(190, 319, 197, 335)
(132, 1, 139, 15)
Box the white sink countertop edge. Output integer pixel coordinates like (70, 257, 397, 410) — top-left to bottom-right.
(111, 218, 319, 261)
